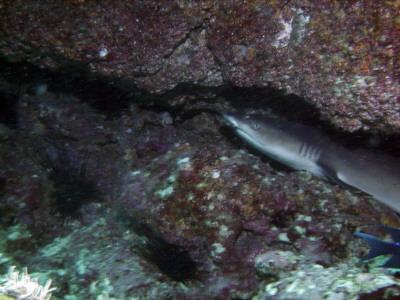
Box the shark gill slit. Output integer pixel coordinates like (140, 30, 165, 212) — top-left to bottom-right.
(221, 112, 400, 213)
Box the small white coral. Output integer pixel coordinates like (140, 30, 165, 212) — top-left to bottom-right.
(0, 266, 55, 300)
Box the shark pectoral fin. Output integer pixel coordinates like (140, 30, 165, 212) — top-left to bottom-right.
(334, 170, 363, 191)
(317, 161, 346, 186)
(383, 255, 400, 268)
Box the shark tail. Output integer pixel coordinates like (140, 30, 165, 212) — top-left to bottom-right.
(354, 232, 397, 260)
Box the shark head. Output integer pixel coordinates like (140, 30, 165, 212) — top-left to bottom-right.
(223, 113, 287, 149)
(222, 112, 400, 213)
(222, 112, 326, 177)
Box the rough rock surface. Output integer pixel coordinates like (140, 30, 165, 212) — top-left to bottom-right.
(1, 90, 400, 299)
(254, 257, 400, 300)
(0, 1, 399, 132)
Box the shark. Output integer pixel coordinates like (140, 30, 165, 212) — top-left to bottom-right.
(222, 112, 400, 213)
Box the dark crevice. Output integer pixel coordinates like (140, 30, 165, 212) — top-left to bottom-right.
(270, 211, 295, 229)
(218, 86, 400, 157)
(0, 54, 150, 118)
(50, 164, 100, 217)
(28, 135, 102, 218)
(160, 23, 205, 61)
(125, 219, 198, 282)
(0, 90, 18, 127)
(1, 56, 399, 157)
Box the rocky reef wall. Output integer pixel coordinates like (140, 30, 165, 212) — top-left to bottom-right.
(0, 0, 399, 132)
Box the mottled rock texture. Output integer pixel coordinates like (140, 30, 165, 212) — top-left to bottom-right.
(0, 0, 399, 132)
(1, 90, 399, 298)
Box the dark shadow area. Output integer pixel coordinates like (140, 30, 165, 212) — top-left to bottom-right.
(1, 55, 399, 158)
(50, 164, 100, 217)
(0, 54, 150, 118)
(0, 90, 18, 127)
(220, 86, 322, 125)
(358, 285, 400, 300)
(27, 134, 103, 218)
(125, 219, 198, 282)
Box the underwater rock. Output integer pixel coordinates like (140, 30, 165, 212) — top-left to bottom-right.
(1, 90, 400, 298)
(27, 218, 181, 299)
(254, 260, 400, 300)
(255, 250, 301, 276)
(0, 1, 399, 132)
(0, 125, 58, 240)
(115, 142, 400, 297)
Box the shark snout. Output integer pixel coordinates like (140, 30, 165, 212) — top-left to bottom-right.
(222, 113, 239, 128)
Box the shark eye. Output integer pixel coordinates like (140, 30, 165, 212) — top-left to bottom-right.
(251, 122, 261, 130)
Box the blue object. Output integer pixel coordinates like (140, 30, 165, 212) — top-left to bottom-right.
(355, 226, 400, 268)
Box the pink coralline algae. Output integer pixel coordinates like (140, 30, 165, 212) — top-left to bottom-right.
(0, 1, 399, 132)
(115, 142, 400, 297)
(0, 89, 399, 298)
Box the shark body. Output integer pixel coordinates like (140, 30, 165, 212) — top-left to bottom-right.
(222, 112, 400, 212)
